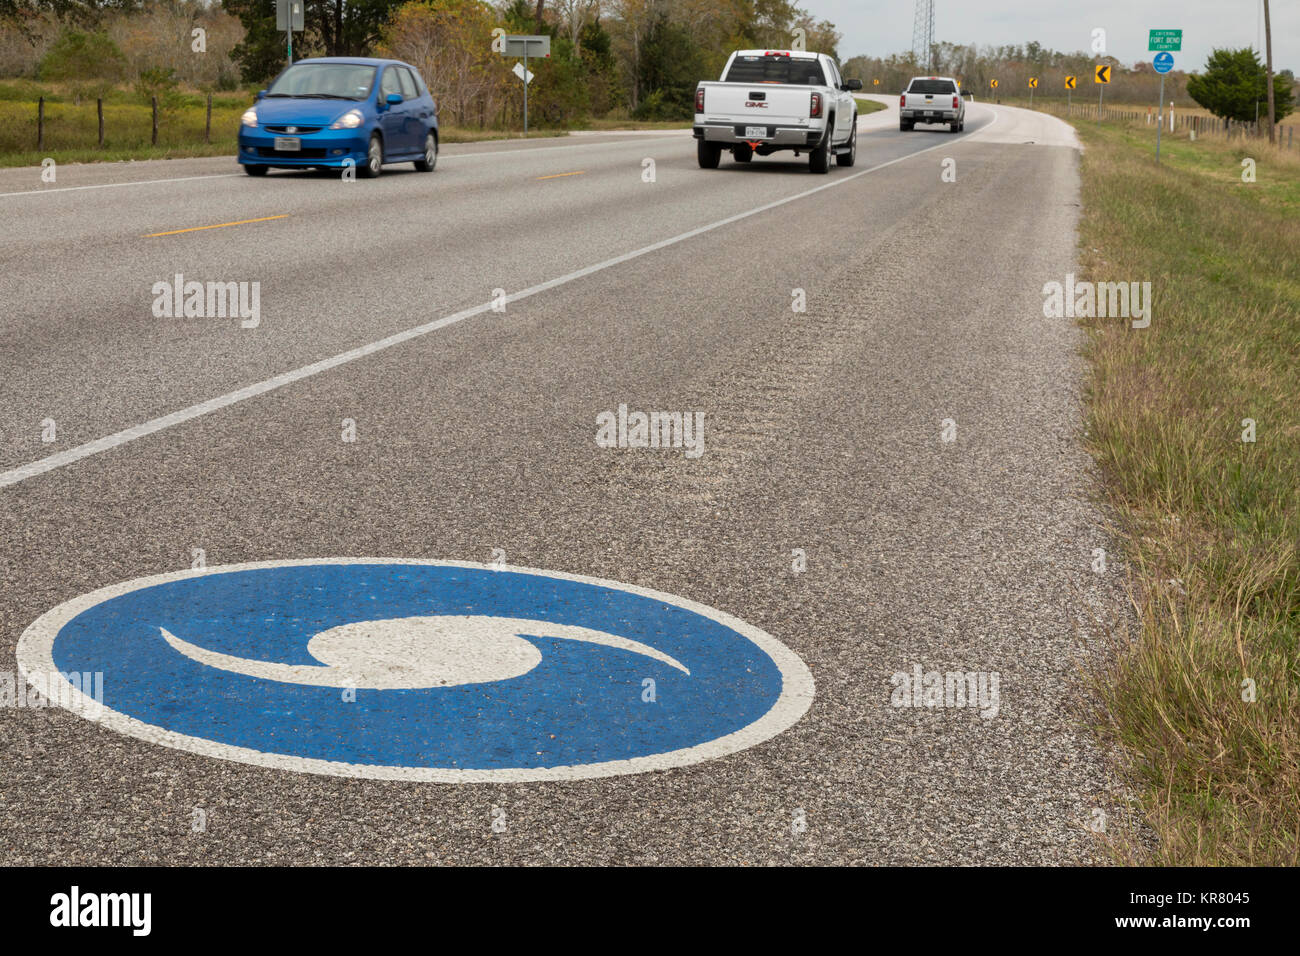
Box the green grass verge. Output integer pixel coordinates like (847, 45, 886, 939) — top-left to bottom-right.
(854, 97, 888, 115)
(1072, 118, 1300, 864)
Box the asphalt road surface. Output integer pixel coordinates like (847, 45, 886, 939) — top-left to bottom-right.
(0, 98, 1132, 864)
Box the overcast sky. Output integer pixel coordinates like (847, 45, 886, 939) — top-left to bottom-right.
(805, 0, 1298, 73)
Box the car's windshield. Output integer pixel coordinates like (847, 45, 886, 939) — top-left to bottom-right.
(267, 63, 375, 99)
(724, 55, 825, 85)
(908, 79, 957, 94)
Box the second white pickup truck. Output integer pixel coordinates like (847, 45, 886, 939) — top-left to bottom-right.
(693, 49, 863, 173)
(899, 76, 966, 132)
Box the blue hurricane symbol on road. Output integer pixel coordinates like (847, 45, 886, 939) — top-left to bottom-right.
(18, 560, 814, 782)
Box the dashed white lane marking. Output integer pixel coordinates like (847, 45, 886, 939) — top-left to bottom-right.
(0, 108, 998, 489)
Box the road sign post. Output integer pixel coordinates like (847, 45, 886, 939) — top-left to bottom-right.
(275, 0, 304, 65)
(1152, 49, 1176, 162)
(503, 35, 550, 135)
(1095, 64, 1110, 120)
(1029, 76, 1037, 108)
(1065, 75, 1076, 113)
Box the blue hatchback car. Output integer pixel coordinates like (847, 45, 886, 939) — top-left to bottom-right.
(238, 57, 438, 178)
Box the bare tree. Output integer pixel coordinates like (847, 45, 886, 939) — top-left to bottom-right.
(555, 0, 600, 52)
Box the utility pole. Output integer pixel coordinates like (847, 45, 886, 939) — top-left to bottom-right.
(1264, 0, 1276, 144)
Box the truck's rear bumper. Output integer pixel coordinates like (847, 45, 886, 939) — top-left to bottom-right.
(900, 109, 959, 122)
(693, 123, 822, 147)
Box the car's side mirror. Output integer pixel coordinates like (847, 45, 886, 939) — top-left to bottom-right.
(843, 79, 863, 91)
(386, 93, 403, 106)
(255, 89, 266, 101)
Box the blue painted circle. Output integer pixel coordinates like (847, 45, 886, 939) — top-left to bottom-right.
(1153, 52, 1174, 74)
(18, 560, 813, 781)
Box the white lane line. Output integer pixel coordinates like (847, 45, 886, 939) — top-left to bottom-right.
(0, 136, 687, 199)
(0, 110, 997, 490)
(0, 172, 244, 199)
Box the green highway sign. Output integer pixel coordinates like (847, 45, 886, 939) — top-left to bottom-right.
(1149, 29, 1182, 52)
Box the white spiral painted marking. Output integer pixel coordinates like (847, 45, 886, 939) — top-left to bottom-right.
(159, 614, 689, 689)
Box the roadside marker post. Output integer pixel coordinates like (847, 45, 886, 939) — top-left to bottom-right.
(1029, 76, 1037, 108)
(1149, 32, 1182, 163)
(503, 35, 550, 135)
(1065, 75, 1076, 113)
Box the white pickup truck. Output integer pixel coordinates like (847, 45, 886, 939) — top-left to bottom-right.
(693, 49, 863, 173)
(899, 76, 966, 132)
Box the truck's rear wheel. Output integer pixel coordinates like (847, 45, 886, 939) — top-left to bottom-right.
(836, 118, 857, 167)
(809, 122, 832, 174)
(697, 140, 722, 169)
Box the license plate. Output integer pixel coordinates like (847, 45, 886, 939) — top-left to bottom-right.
(744, 126, 767, 138)
(273, 136, 301, 152)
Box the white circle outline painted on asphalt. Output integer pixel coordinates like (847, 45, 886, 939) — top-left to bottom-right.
(16, 558, 815, 783)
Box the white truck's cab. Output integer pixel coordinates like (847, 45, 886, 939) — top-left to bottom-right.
(693, 50, 863, 173)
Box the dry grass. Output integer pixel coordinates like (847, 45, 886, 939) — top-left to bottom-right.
(1072, 117, 1300, 864)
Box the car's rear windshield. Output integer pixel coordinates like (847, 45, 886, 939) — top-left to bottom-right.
(908, 79, 957, 94)
(724, 55, 825, 85)
(268, 63, 376, 100)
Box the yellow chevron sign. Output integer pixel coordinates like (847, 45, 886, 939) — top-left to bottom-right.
(1028, 77, 1038, 88)
(1065, 75, 1077, 89)
(1095, 65, 1111, 84)
(990, 78, 999, 89)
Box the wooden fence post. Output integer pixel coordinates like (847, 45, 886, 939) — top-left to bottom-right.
(205, 92, 212, 144)
(97, 98, 104, 147)
(151, 95, 158, 146)
(37, 96, 44, 149)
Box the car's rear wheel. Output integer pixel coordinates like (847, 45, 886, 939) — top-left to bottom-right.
(414, 131, 437, 172)
(949, 119, 960, 133)
(243, 164, 268, 177)
(900, 121, 913, 131)
(697, 140, 722, 169)
(361, 134, 383, 178)
(809, 123, 832, 174)
(836, 116, 857, 167)
(732, 143, 753, 164)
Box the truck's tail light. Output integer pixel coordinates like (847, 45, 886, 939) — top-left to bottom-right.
(900, 93, 906, 108)
(695, 87, 705, 113)
(810, 92, 822, 117)
(953, 95, 959, 108)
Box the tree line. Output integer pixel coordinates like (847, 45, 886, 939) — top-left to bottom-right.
(1, 3, 1293, 127)
(1, 0, 840, 123)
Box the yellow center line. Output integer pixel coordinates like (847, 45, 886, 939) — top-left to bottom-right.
(143, 215, 290, 238)
(535, 170, 587, 180)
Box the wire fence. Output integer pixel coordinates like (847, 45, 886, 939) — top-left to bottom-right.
(1028, 99, 1299, 149)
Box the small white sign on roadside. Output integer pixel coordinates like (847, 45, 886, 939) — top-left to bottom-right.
(512, 62, 535, 85)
